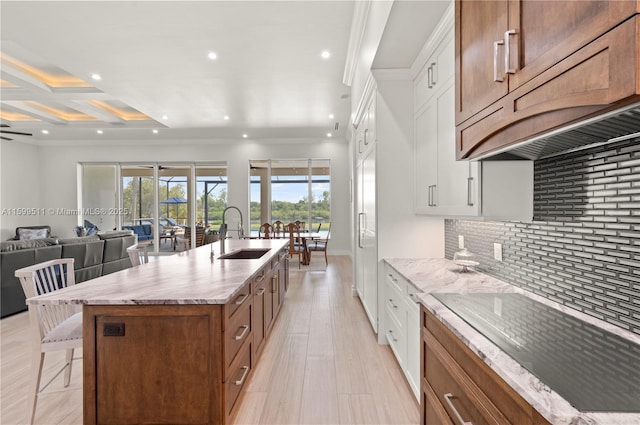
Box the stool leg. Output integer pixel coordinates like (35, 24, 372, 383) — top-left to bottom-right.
(27, 352, 45, 425)
(64, 348, 74, 386)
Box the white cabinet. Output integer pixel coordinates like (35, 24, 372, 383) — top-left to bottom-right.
(355, 93, 378, 332)
(383, 262, 420, 401)
(413, 10, 533, 221)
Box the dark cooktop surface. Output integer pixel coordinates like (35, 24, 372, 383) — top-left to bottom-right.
(432, 293, 640, 412)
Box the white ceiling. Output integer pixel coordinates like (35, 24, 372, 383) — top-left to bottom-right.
(0, 1, 355, 142)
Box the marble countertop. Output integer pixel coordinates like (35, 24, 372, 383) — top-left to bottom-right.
(28, 239, 288, 306)
(385, 258, 640, 425)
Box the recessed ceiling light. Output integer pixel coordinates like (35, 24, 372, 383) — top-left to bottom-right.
(152, 129, 158, 134)
(41, 130, 49, 135)
(208, 51, 218, 60)
(97, 130, 103, 135)
(162, 115, 168, 120)
(91, 73, 101, 81)
(321, 50, 331, 59)
(327, 133, 332, 138)
(242, 133, 248, 139)
(328, 114, 334, 119)
(224, 115, 230, 120)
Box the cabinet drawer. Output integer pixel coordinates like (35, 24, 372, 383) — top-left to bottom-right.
(385, 305, 405, 366)
(224, 340, 252, 418)
(385, 267, 405, 295)
(423, 379, 455, 425)
(424, 309, 546, 425)
(425, 330, 507, 425)
(225, 281, 252, 323)
(224, 301, 252, 379)
(385, 278, 405, 325)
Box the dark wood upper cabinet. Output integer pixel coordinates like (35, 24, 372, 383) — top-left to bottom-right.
(455, 0, 640, 159)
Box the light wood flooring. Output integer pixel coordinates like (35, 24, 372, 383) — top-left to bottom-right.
(1, 255, 419, 425)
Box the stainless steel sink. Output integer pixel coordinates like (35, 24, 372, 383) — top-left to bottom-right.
(218, 248, 270, 260)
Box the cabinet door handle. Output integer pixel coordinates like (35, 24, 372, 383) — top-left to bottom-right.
(444, 393, 473, 425)
(427, 65, 433, 89)
(234, 325, 249, 341)
(430, 62, 437, 86)
(271, 276, 277, 293)
(467, 177, 474, 206)
(428, 185, 433, 206)
(256, 287, 266, 296)
(430, 185, 437, 206)
(235, 293, 249, 305)
(234, 366, 250, 386)
(493, 40, 505, 82)
(364, 128, 369, 146)
(504, 29, 517, 74)
(358, 213, 365, 248)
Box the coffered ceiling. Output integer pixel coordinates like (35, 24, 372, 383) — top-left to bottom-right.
(0, 1, 355, 142)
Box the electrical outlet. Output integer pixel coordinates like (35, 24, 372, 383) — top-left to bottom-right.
(494, 243, 503, 261)
(458, 235, 464, 249)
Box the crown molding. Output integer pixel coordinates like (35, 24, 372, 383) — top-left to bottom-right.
(410, 1, 454, 80)
(342, 0, 372, 87)
(352, 72, 376, 128)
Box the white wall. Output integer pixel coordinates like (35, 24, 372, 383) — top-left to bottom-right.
(0, 141, 42, 240)
(1, 138, 351, 254)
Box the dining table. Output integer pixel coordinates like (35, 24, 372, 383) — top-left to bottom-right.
(245, 231, 325, 265)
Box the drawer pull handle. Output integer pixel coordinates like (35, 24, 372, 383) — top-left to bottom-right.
(387, 273, 397, 282)
(444, 393, 473, 425)
(234, 325, 249, 341)
(388, 298, 398, 309)
(388, 330, 398, 342)
(408, 293, 420, 304)
(256, 288, 266, 296)
(272, 276, 277, 292)
(234, 366, 250, 386)
(235, 294, 249, 305)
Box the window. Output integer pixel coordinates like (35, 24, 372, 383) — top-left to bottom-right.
(249, 159, 330, 232)
(80, 162, 226, 254)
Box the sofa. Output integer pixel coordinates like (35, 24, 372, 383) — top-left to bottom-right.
(122, 224, 154, 241)
(0, 229, 135, 318)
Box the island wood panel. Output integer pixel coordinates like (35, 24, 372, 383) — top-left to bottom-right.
(421, 307, 551, 425)
(84, 304, 223, 425)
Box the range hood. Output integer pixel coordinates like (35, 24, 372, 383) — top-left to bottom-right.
(478, 102, 640, 161)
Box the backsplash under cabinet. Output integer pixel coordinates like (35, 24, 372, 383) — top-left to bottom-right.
(446, 136, 640, 336)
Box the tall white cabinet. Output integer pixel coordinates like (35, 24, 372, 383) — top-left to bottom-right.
(355, 94, 378, 331)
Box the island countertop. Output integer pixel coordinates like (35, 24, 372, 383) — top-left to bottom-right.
(384, 257, 640, 425)
(28, 239, 288, 306)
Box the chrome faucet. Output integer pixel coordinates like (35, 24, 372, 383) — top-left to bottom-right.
(220, 206, 244, 254)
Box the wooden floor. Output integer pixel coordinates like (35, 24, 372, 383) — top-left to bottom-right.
(1, 255, 419, 425)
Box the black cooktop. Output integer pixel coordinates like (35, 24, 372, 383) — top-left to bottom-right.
(432, 293, 640, 413)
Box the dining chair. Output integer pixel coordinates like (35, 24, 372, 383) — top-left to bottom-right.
(307, 222, 331, 265)
(272, 220, 285, 239)
(295, 220, 306, 232)
(14, 258, 82, 425)
(175, 226, 206, 250)
(258, 222, 273, 239)
(127, 243, 149, 266)
(286, 222, 304, 268)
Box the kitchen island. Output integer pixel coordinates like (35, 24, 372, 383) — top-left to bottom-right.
(28, 238, 289, 425)
(385, 258, 640, 425)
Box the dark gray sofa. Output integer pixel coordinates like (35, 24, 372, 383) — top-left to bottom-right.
(0, 230, 135, 318)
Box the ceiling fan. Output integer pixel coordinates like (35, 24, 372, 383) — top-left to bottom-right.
(0, 124, 33, 141)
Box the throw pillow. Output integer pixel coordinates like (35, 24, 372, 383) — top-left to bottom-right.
(18, 228, 49, 240)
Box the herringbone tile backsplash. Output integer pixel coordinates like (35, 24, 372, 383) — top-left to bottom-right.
(445, 137, 640, 335)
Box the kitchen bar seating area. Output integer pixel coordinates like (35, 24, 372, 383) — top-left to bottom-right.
(0, 255, 420, 425)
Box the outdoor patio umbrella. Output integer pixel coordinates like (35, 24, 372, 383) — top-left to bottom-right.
(160, 197, 187, 223)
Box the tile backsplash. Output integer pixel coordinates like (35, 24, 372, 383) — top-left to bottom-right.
(445, 137, 640, 336)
